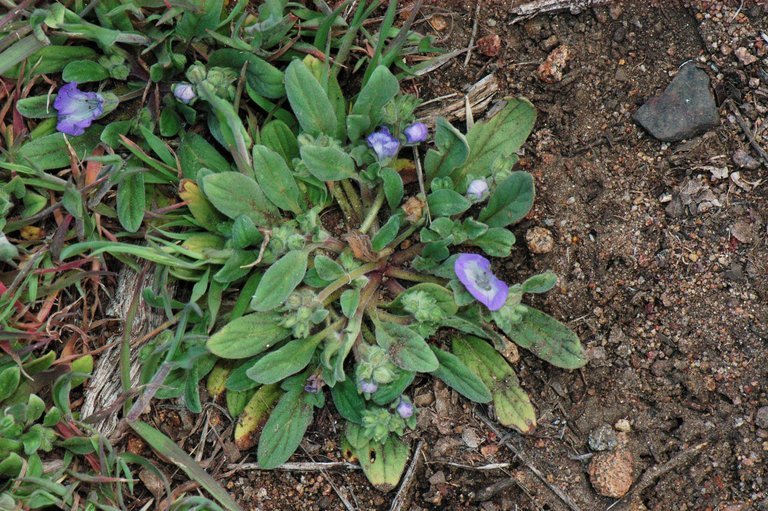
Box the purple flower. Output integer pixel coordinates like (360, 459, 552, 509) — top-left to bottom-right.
(404, 122, 428, 144)
(396, 398, 414, 419)
(366, 127, 399, 161)
(172, 82, 196, 104)
(454, 254, 509, 311)
(304, 374, 322, 393)
(467, 179, 489, 201)
(53, 82, 104, 136)
(360, 379, 378, 394)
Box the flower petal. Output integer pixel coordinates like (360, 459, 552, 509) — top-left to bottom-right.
(454, 253, 509, 311)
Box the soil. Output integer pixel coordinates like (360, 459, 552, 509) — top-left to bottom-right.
(135, 1, 768, 510)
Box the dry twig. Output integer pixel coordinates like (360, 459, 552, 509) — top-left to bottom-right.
(477, 413, 583, 511)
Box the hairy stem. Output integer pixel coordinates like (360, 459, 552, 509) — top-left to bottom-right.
(385, 266, 444, 284)
(328, 181, 356, 224)
(341, 179, 364, 221)
(389, 242, 424, 266)
(359, 189, 385, 234)
(316, 260, 383, 303)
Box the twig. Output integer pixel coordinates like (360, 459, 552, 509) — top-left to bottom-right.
(477, 413, 583, 511)
(428, 461, 512, 471)
(226, 461, 361, 472)
(726, 99, 768, 167)
(463, 0, 482, 67)
(389, 440, 425, 511)
(510, 0, 609, 16)
(412, 146, 431, 224)
(605, 442, 708, 511)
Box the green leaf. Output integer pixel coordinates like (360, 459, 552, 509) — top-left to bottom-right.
(299, 143, 355, 182)
(388, 283, 458, 317)
(355, 435, 410, 492)
(5, 46, 97, 78)
(381, 167, 403, 210)
(331, 377, 366, 424)
(246, 338, 320, 384)
(252, 145, 302, 214)
(261, 120, 299, 167)
(424, 117, 469, 181)
(15, 95, 57, 119)
(427, 189, 470, 217)
(62, 60, 109, 83)
(207, 313, 291, 359)
(0, 366, 20, 402)
(314, 254, 344, 281)
(116, 171, 145, 233)
(452, 98, 537, 183)
(284, 59, 337, 136)
(348, 66, 399, 140)
(371, 370, 414, 406)
(371, 215, 400, 252)
(257, 389, 314, 469)
(176, 0, 224, 40)
(522, 271, 557, 294)
(179, 132, 231, 180)
(16, 125, 102, 170)
(469, 227, 516, 257)
(250, 250, 308, 312)
(375, 322, 438, 372)
(202, 172, 278, 226)
(478, 172, 535, 227)
(0, 453, 22, 478)
(429, 346, 492, 403)
(340, 288, 360, 318)
(208, 49, 285, 99)
(130, 421, 244, 511)
(452, 336, 536, 433)
(495, 305, 586, 369)
(159, 107, 181, 137)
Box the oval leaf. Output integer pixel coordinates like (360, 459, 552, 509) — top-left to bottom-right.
(284, 60, 337, 136)
(252, 145, 302, 214)
(375, 322, 438, 372)
(250, 250, 308, 312)
(257, 390, 314, 469)
(478, 171, 535, 227)
(207, 313, 291, 359)
(429, 346, 492, 403)
(202, 172, 278, 226)
(495, 305, 586, 369)
(246, 338, 320, 385)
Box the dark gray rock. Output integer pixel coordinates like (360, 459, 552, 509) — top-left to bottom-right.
(633, 62, 720, 142)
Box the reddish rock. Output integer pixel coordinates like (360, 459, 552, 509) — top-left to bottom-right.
(588, 448, 634, 498)
(537, 45, 570, 83)
(477, 34, 502, 57)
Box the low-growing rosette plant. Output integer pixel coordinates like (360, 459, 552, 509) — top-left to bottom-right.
(193, 58, 588, 489)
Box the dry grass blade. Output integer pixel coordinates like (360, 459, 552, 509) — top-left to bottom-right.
(130, 420, 244, 511)
(416, 74, 499, 127)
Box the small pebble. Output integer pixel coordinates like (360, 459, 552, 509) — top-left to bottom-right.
(735, 47, 757, 65)
(589, 424, 619, 452)
(732, 148, 760, 170)
(614, 419, 632, 433)
(756, 407, 768, 430)
(525, 226, 555, 254)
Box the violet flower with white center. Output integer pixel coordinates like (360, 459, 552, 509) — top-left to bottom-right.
(53, 82, 104, 136)
(396, 398, 414, 419)
(466, 179, 489, 201)
(359, 379, 378, 394)
(404, 122, 428, 144)
(172, 82, 196, 104)
(454, 253, 509, 311)
(366, 127, 399, 161)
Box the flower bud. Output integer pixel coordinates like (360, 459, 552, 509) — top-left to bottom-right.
(404, 122, 428, 144)
(172, 82, 196, 104)
(366, 127, 399, 161)
(396, 398, 414, 418)
(359, 379, 378, 394)
(466, 179, 489, 201)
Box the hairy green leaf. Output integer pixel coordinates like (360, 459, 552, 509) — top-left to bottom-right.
(478, 172, 535, 227)
(284, 60, 337, 136)
(250, 250, 308, 312)
(429, 346, 492, 403)
(207, 313, 291, 359)
(257, 389, 314, 469)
